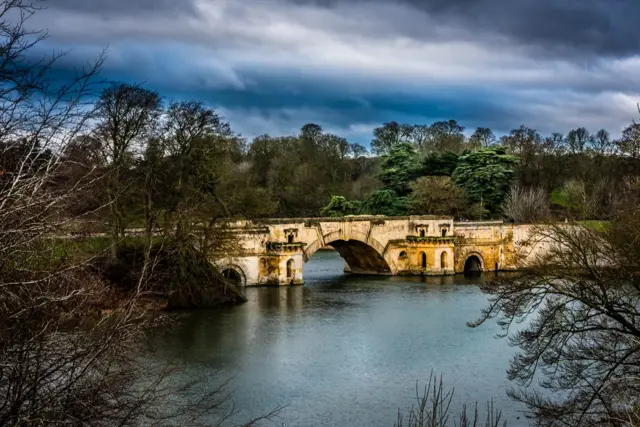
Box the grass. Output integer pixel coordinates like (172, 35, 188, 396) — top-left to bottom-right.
(579, 220, 610, 232)
(550, 188, 571, 208)
(550, 189, 611, 232)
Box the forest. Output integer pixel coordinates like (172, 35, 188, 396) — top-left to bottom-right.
(46, 85, 640, 237)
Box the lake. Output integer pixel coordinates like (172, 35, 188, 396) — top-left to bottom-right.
(152, 250, 530, 426)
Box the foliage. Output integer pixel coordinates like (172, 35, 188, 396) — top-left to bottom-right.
(500, 125, 541, 155)
(420, 152, 459, 176)
(247, 126, 376, 217)
(452, 147, 519, 215)
(378, 142, 422, 197)
(566, 127, 591, 154)
(549, 188, 571, 208)
(83, 100, 640, 222)
(371, 120, 466, 155)
(111, 240, 247, 308)
(427, 120, 466, 153)
(371, 121, 412, 155)
(409, 177, 468, 217)
(361, 189, 409, 216)
(562, 179, 590, 219)
(320, 195, 361, 217)
(80, 96, 640, 223)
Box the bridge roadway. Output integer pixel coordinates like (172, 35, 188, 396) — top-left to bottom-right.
(212, 216, 546, 286)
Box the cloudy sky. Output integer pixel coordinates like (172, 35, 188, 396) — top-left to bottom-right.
(32, 0, 640, 143)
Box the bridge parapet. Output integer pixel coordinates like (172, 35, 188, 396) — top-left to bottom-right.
(212, 217, 550, 286)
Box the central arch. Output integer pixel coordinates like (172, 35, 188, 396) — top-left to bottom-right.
(304, 231, 392, 275)
(328, 239, 392, 274)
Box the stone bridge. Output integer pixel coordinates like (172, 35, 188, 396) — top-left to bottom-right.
(213, 216, 543, 286)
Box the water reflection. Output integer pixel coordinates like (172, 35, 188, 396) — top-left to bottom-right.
(153, 250, 528, 427)
(249, 285, 307, 310)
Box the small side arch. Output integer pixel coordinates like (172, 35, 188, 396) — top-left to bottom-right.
(219, 264, 247, 287)
(440, 251, 449, 269)
(463, 253, 484, 273)
(286, 258, 295, 279)
(419, 252, 427, 269)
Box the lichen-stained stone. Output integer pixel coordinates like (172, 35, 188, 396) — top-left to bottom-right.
(211, 216, 548, 286)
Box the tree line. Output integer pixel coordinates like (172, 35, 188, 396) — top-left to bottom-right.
(58, 88, 640, 238)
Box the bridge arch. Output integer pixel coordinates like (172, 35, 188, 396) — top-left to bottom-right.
(419, 251, 427, 269)
(440, 251, 449, 269)
(286, 258, 295, 279)
(219, 264, 247, 287)
(304, 230, 392, 275)
(463, 253, 484, 273)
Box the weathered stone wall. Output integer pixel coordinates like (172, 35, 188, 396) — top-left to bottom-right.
(453, 221, 515, 273)
(212, 216, 550, 286)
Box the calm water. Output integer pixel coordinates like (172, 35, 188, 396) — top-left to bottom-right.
(153, 250, 530, 426)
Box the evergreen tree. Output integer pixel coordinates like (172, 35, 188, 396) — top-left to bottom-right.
(452, 147, 518, 215)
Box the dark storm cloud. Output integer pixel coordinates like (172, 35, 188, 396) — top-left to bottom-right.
(296, 0, 640, 58)
(37, 0, 640, 58)
(28, 0, 640, 141)
(37, 0, 197, 16)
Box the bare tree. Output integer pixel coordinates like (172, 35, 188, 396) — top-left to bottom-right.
(0, 2, 272, 425)
(617, 122, 640, 159)
(469, 127, 496, 149)
(95, 83, 161, 258)
(592, 129, 614, 156)
(161, 100, 231, 236)
(469, 208, 640, 426)
(409, 176, 468, 217)
(539, 133, 566, 193)
(502, 185, 550, 223)
(566, 127, 591, 154)
(394, 372, 506, 427)
(562, 178, 590, 219)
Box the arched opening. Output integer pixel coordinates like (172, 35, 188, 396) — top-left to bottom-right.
(221, 268, 244, 287)
(420, 252, 427, 269)
(441, 228, 447, 237)
(440, 251, 448, 269)
(286, 259, 294, 278)
(288, 234, 294, 244)
(399, 251, 408, 260)
(420, 229, 426, 237)
(464, 255, 483, 274)
(323, 239, 392, 275)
